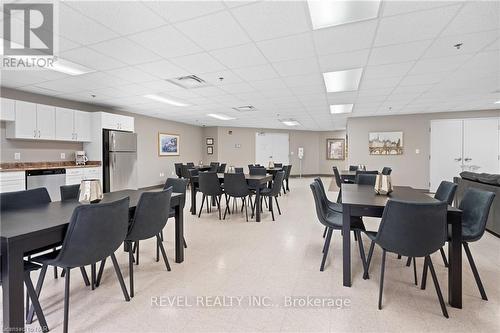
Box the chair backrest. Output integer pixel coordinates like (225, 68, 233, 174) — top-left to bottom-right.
(127, 188, 173, 242)
(224, 173, 250, 197)
(459, 188, 495, 242)
(234, 167, 244, 173)
(174, 163, 183, 177)
(356, 173, 377, 186)
(198, 171, 223, 196)
(0, 187, 51, 211)
(349, 165, 359, 171)
(314, 177, 329, 201)
(274, 163, 283, 168)
(60, 184, 80, 202)
(309, 182, 330, 227)
(376, 199, 448, 257)
(249, 166, 266, 176)
(284, 165, 292, 179)
(217, 163, 226, 173)
(381, 167, 392, 175)
(55, 197, 130, 267)
(186, 162, 195, 167)
(164, 178, 188, 208)
(210, 162, 220, 167)
(209, 165, 218, 172)
(434, 181, 458, 205)
(332, 166, 343, 188)
(355, 170, 378, 176)
(180, 164, 191, 178)
(268, 171, 285, 196)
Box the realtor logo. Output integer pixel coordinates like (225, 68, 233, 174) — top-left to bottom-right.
(3, 3, 54, 56)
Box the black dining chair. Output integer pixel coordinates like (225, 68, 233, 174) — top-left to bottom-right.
(223, 173, 252, 221)
(125, 189, 173, 297)
(234, 167, 244, 173)
(332, 166, 344, 203)
(31, 198, 131, 333)
(256, 171, 285, 221)
(209, 162, 219, 172)
(198, 171, 223, 220)
(186, 162, 195, 167)
(60, 184, 80, 201)
(0, 187, 51, 211)
(217, 163, 227, 173)
(274, 163, 283, 168)
(362, 199, 449, 318)
(249, 166, 268, 207)
(421, 188, 495, 301)
(174, 163, 183, 178)
(310, 181, 366, 271)
(381, 167, 392, 175)
(349, 165, 359, 171)
(163, 178, 189, 251)
(282, 165, 292, 193)
(356, 173, 377, 186)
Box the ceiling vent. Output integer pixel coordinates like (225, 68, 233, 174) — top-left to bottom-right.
(165, 75, 208, 89)
(232, 105, 257, 112)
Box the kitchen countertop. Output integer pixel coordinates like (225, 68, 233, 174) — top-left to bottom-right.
(0, 161, 101, 172)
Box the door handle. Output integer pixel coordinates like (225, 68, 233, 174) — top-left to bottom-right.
(464, 158, 472, 162)
(454, 157, 462, 162)
(34, 129, 37, 138)
(38, 130, 41, 138)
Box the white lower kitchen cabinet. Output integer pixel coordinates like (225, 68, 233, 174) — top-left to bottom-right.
(0, 171, 26, 193)
(65, 167, 102, 185)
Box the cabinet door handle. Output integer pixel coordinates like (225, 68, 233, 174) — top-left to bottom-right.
(38, 130, 41, 138)
(34, 130, 37, 138)
(454, 157, 462, 162)
(464, 158, 472, 162)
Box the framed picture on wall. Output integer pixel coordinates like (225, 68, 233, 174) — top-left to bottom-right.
(158, 133, 180, 156)
(368, 131, 403, 155)
(206, 137, 214, 145)
(326, 138, 345, 160)
(207, 146, 213, 155)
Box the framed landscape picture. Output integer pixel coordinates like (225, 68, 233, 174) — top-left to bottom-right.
(368, 131, 403, 155)
(326, 138, 345, 160)
(158, 133, 180, 156)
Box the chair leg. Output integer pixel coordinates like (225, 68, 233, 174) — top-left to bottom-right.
(413, 257, 418, 286)
(274, 196, 281, 215)
(223, 196, 230, 220)
(135, 241, 140, 265)
(110, 253, 131, 302)
(53, 266, 58, 279)
(128, 242, 134, 298)
(356, 231, 367, 273)
(244, 197, 249, 222)
(439, 247, 449, 267)
(397, 254, 402, 259)
(183, 237, 188, 248)
(378, 249, 387, 310)
(463, 242, 488, 300)
(322, 226, 328, 238)
(198, 194, 205, 218)
(269, 196, 275, 221)
(406, 256, 412, 267)
(157, 235, 171, 271)
(91, 264, 96, 290)
(80, 266, 90, 287)
(26, 264, 47, 324)
(61, 269, 66, 277)
(320, 228, 333, 271)
(63, 268, 71, 333)
(421, 256, 428, 290)
(217, 195, 222, 220)
(96, 259, 106, 287)
(353, 231, 358, 242)
(363, 240, 375, 280)
(24, 271, 49, 333)
(426, 255, 449, 318)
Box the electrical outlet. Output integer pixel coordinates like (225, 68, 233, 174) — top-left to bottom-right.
(415, 149, 420, 154)
(60, 153, 66, 159)
(14, 152, 21, 160)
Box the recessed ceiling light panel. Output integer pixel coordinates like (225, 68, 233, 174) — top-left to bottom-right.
(323, 68, 363, 92)
(330, 104, 354, 114)
(144, 94, 189, 107)
(207, 113, 236, 120)
(280, 119, 300, 126)
(307, 0, 380, 30)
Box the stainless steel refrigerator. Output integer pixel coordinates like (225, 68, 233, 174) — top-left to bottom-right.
(103, 129, 138, 193)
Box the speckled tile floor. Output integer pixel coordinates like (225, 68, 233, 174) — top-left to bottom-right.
(3, 177, 500, 332)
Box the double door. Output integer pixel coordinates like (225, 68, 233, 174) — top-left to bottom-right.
(430, 118, 499, 192)
(255, 132, 290, 166)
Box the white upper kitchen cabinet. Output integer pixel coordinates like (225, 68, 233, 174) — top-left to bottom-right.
(100, 112, 134, 131)
(74, 111, 91, 141)
(0, 98, 15, 121)
(35, 104, 56, 140)
(55, 107, 75, 141)
(6, 100, 38, 139)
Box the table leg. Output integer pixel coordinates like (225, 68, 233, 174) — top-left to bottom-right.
(342, 205, 352, 287)
(448, 220, 462, 308)
(190, 187, 196, 215)
(1, 240, 25, 332)
(174, 203, 184, 263)
(255, 187, 261, 222)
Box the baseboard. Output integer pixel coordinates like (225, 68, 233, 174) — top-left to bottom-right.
(486, 228, 500, 238)
(139, 184, 163, 191)
(290, 174, 331, 178)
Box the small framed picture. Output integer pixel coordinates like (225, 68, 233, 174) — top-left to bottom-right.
(206, 137, 214, 145)
(326, 138, 345, 160)
(158, 133, 180, 156)
(207, 146, 213, 155)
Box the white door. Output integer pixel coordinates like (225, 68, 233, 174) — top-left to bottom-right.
(255, 132, 289, 166)
(14, 101, 37, 139)
(463, 118, 499, 174)
(55, 107, 75, 141)
(74, 111, 91, 141)
(430, 120, 463, 192)
(36, 104, 56, 139)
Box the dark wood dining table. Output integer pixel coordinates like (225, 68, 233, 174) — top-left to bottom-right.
(0, 189, 184, 332)
(190, 173, 273, 222)
(341, 184, 463, 309)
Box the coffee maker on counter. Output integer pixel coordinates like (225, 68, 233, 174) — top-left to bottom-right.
(75, 151, 89, 165)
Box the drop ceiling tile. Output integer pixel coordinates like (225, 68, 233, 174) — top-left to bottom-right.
(399, 73, 447, 86)
(257, 33, 316, 62)
(442, 1, 500, 36)
(115, 84, 156, 96)
(423, 30, 500, 59)
(220, 82, 256, 94)
(170, 52, 227, 74)
(67, 2, 166, 35)
(313, 20, 377, 55)
(209, 43, 268, 69)
(368, 40, 432, 65)
(128, 26, 202, 59)
(194, 86, 227, 97)
(144, 1, 225, 23)
(175, 11, 250, 50)
(282, 74, 323, 88)
(231, 1, 310, 41)
(362, 61, 415, 80)
(409, 54, 472, 75)
(0, 71, 52, 87)
(135, 60, 188, 80)
(374, 5, 461, 46)
(250, 78, 289, 91)
(382, 1, 457, 17)
(60, 47, 126, 71)
(358, 87, 394, 97)
(289, 85, 322, 95)
(484, 37, 500, 51)
(201, 70, 243, 86)
(392, 84, 433, 95)
(105, 67, 158, 84)
(233, 64, 278, 81)
(361, 76, 401, 89)
(272, 57, 320, 77)
(89, 37, 161, 65)
(317, 49, 370, 72)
